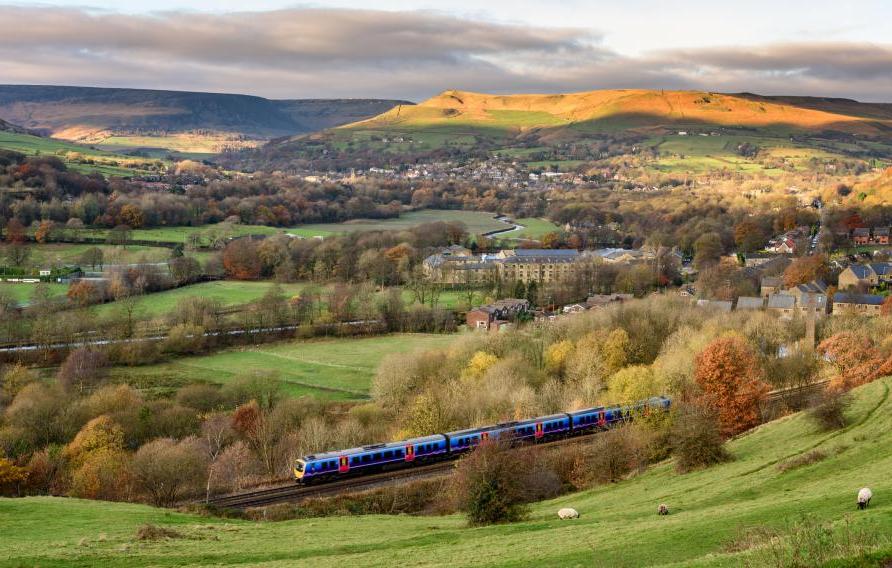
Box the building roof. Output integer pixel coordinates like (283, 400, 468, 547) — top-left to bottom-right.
(767, 294, 796, 309)
(833, 292, 884, 306)
(847, 264, 874, 279)
(870, 263, 892, 277)
(761, 276, 783, 288)
(853, 227, 871, 236)
(508, 248, 579, 258)
(736, 297, 764, 310)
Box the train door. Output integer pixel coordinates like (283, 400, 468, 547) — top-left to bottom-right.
(535, 422, 544, 439)
(405, 444, 415, 462)
(598, 411, 607, 427)
(339, 455, 350, 473)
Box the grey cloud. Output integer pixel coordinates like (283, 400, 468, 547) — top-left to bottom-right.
(0, 5, 890, 101)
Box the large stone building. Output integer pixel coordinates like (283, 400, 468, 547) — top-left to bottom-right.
(423, 247, 583, 285)
(833, 293, 884, 316)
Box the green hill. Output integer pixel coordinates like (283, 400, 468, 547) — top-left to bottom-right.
(0, 85, 409, 157)
(2, 378, 891, 566)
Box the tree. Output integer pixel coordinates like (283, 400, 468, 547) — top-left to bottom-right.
(693, 232, 724, 270)
(34, 220, 55, 244)
(169, 256, 201, 285)
(67, 280, 101, 307)
(4, 218, 25, 244)
(132, 437, 209, 506)
(107, 225, 132, 246)
(670, 403, 728, 473)
(79, 247, 104, 270)
(733, 220, 767, 253)
(0, 458, 27, 496)
(222, 238, 262, 279)
(119, 204, 144, 229)
(4, 243, 31, 267)
(783, 255, 829, 288)
(694, 336, 770, 437)
(57, 348, 108, 393)
(450, 437, 532, 526)
(881, 296, 892, 317)
(1, 363, 37, 402)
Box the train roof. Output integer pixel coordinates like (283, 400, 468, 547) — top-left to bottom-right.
(301, 434, 446, 461)
(445, 413, 569, 438)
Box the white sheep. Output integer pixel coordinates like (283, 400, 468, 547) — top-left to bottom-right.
(558, 507, 579, 519)
(857, 488, 872, 510)
(657, 504, 670, 516)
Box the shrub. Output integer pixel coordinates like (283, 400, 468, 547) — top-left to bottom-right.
(589, 426, 647, 484)
(809, 389, 851, 432)
(57, 348, 108, 394)
(176, 384, 225, 413)
(132, 437, 209, 506)
(671, 403, 729, 473)
(135, 524, 184, 541)
(776, 450, 827, 473)
(449, 438, 532, 526)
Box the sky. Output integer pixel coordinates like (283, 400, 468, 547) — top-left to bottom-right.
(1, 1, 891, 101)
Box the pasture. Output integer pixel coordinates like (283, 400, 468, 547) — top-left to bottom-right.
(290, 209, 512, 237)
(0, 282, 69, 304)
(110, 333, 461, 399)
(88, 281, 311, 319)
(11, 243, 173, 268)
(4, 377, 891, 566)
(0, 131, 163, 176)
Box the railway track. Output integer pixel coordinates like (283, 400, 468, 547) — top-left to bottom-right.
(204, 434, 597, 509)
(205, 381, 831, 510)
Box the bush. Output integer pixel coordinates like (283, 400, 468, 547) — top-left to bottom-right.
(589, 426, 647, 484)
(135, 524, 184, 541)
(671, 403, 729, 473)
(776, 450, 827, 473)
(809, 389, 851, 432)
(132, 437, 208, 506)
(449, 438, 532, 526)
(176, 383, 225, 413)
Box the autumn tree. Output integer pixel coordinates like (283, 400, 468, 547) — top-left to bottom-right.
(693, 232, 724, 270)
(132, 437, 209, 506)
(4, 218, 25, 244)
(64, 416, 132, 500)
(733, 220, 767, 253)
(222, 238, 262, 280)
(34, 220, 56, 244)
(119, 204, 144, 228)
(67, 280, 101, 307)
(694, 336, 770, 437)
(57, 348, 108, 394)
(783, 254, 829, 288)
(0, 458, 27, 496)
(818, 332, 892, 392)
(78, 247, 104, 270)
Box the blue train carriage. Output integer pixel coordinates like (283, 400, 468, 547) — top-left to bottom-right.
(510, 413, 571, 440)
(568, 406, 607, 432)
(293, 434, 447, 483)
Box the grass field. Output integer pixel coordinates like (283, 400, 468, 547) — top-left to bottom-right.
(0, 282, 69, 304)
(511, 218, 562, 240)
(0, 131, 163, 176)
(97, 133, 262, 159)
(291, 210, 511, 237)
(110, 333, 461, 399)
(3, 377, 890, 566)
(13, 243, 174, 268)
(89, 281, 310, 319)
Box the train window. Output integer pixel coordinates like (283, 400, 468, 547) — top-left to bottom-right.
(362, 455, 371, 464)
(373, 453, 381, 461)
(396, 450, 404, 458)
(383, 451, 393, 459)
(350, 457, 359, 465)
(330, 461, 336, 469)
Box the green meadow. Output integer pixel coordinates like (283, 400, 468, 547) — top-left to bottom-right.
(110, 333, 461, 399)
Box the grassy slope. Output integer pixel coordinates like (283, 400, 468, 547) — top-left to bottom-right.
(110, 333, 461, 399)
(0, 130, 161, 176)
(291, 210, 511, 237)
(0, 282, 69, 303)
(88, 281, 310, 319)
(3, 378, 890, 567)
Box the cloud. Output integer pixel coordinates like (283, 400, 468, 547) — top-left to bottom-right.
(0, 5, 890, 101)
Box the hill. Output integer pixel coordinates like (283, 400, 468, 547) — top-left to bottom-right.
(3, 378, 890, 566)
(0, 117, 30, 134)
(0, 85, 409, 156)
(342, 89, 892, 141)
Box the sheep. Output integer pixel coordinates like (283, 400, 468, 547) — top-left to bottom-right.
(857, 488, 872, 510)
(657, 504, 670, 516)
(558, 507, 579, 519)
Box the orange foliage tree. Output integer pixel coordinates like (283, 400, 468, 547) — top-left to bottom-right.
(222, 239, 262, 280)
(694, 336, 770, 437)
(783, 254, 829, 288)
(818, 332, 892, 392)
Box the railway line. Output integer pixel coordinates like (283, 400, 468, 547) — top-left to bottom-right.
(203, 381, 831, 510)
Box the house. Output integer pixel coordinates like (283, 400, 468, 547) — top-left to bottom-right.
(873, 227, 890, 246)
(697, 299, 733, 312)
(832, 293, 884, 316)
(852, 228, 871, 246)
(766, 237, 796, 254)
(760, 276, 783, 298)
(838, 263, 892, 291)
(466, 298, 530, 331)
(496, 249, 580, 284)
(562, 303, 587, 314)
(736, 296, 765, 311)
(586, 293, 633, 309)
(742, 252, 781, 268)
(767, 294, 797, 318)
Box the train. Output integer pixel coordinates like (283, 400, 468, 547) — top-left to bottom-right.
(293, 396, 671, 483)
